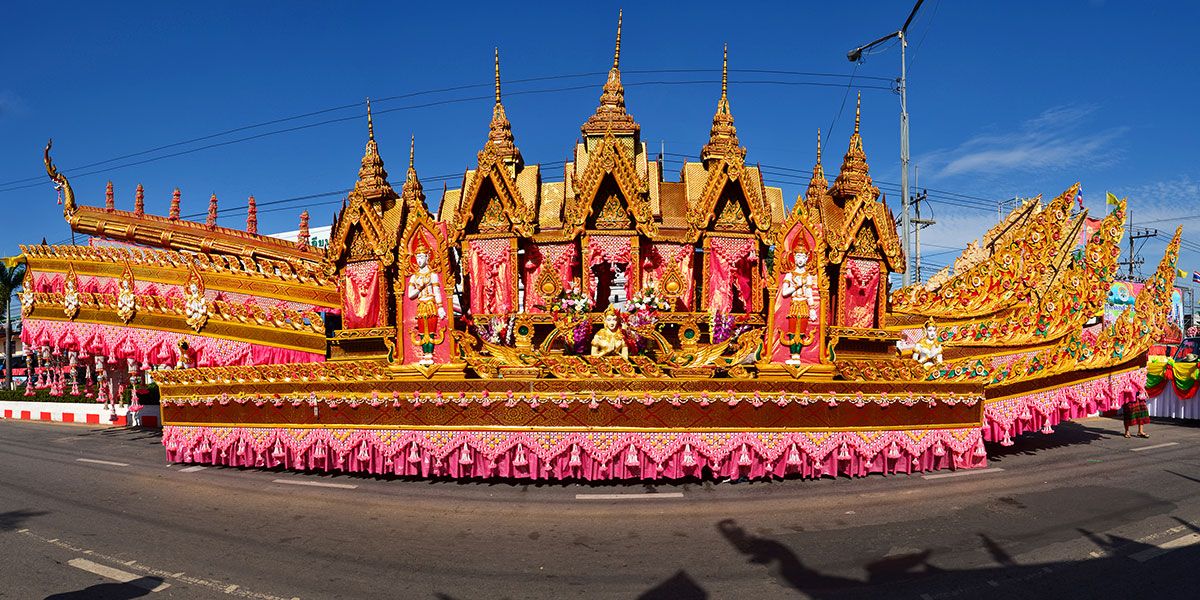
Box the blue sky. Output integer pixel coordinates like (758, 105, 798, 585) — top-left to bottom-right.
(2, 1, 1197, 288)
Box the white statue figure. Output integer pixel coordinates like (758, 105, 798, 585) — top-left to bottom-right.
(898, 318, 944, 369)
(406, 240, 446, 365)
(116, 274, 137, 323)
(184, 275, 209, 332)
(63, 275, 80, 319)
(778, 248, 818, 365)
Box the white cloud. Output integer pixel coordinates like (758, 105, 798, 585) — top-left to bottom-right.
(919, 104, 1125, 179)
(0, 91, 28, 118)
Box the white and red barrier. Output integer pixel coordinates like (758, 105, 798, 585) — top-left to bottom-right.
(0, 401, 160, 427)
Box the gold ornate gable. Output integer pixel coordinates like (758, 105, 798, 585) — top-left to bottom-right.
(448, 144, 536, 241)
(822, 195, 905, 271)
(686, 155, 775, 242)
(328, 194, 395, 268)
(565, 132, 656, 237)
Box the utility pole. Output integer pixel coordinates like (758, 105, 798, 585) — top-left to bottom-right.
(912, 189, 935, 282)
(1118, 210, 1159, 281)
(910, 166, 934, 282)
(846, 0, 925, 287)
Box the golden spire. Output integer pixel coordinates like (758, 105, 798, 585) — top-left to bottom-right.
(487, 48, 521, 164)
(494, 48, 502, 104)
(401, 135, 425, 208)
(581, 9, 638, 137)
(366, 97, 375, 141)
(806, 129, 829, 206)
(854, 91, 861, 135)
(831, 91, 876, 200)
(721, 43, 728, 101)
(613, 9, 622, 70)
(701, 43, 742, 163)
(351, 100, 394, 202)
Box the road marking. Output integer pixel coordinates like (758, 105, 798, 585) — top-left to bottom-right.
(1129, 533, 1200, 562)
(24, 530, 295, 599)
(68, 558, 170, 592)
(76, 458, 130, 467)
(575, 492, 684, 500)
(1131, 442, 1179, 452)
(272, 479, 358, 490)
(922, 467, 1004, 480)
(179, 465, 207, 473)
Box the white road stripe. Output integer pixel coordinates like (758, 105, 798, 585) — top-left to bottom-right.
(68, 558, 170, 592)
(1129, 533, 1200, 562)
(922, 467, 1004, 480)
(272, 479, 358, 490)
(1131, 442, 1179, 452)
(76, 458, 130, 467)
(575, 492, 684, 500)
(179, 465, 207, 473)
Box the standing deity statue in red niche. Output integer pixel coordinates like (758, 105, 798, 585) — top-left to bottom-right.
(778, 248, 818, 364)
(406, 238, 446, 365)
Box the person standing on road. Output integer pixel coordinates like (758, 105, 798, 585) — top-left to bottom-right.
(1123, 391, 1151, 438)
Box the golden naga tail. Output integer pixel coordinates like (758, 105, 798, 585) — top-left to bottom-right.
(44, 139, 77, 218)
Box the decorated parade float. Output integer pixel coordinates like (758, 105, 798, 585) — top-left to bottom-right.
(20, 19, 1180, 481)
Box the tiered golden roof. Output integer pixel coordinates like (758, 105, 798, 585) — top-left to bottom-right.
(487, 48, 521, 166)
(580, 10, 639, 138)
(326, 102, 406, 269)
(700, 45, 743, 163)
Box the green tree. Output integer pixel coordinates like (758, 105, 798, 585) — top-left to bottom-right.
(0, 261, 27, 390)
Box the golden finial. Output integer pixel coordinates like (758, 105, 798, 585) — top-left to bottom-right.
(409, 135, 415, 169)
(613, 9, 622, 70)
(494, 47, 502, 105)
(721, 43, 728, 99)
(816, 129, 822, 163)
(366, 97, 375, 141)
(854, 91, 861, 135)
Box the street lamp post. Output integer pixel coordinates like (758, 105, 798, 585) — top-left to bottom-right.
(847, 0, 925, 287)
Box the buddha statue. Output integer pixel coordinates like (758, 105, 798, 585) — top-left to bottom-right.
(590, 306, 629, 359)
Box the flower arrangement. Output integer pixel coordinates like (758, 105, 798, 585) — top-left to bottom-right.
(474, 315, 515, 345)
(624, 282, 671, 314)
(542, 282, 592, 315)
(710, 311, 753, 343)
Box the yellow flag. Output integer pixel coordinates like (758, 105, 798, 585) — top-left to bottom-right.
(1179, 269, 1189, 279)
(1105, 192, 1120, 206)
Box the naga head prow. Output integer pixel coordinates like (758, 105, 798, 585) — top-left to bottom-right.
(44, 139, 76, 218)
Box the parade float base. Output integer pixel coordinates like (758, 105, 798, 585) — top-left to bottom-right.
(157, 361, 1147, 481)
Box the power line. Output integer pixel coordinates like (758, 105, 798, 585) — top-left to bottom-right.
(0, 70, 894, 191)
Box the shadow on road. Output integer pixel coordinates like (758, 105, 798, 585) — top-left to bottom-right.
(0, 508, 49, 531)
(43, 577, 163, 600)
(638, 570, 708, 599)
(712, 517, 1200, 599)
(985, 421, 1109, 463)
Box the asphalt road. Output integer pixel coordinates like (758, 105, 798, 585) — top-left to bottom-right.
(3, 417, 1200, 600)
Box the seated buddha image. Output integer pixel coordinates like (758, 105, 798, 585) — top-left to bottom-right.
(590, 306, 629, 359)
